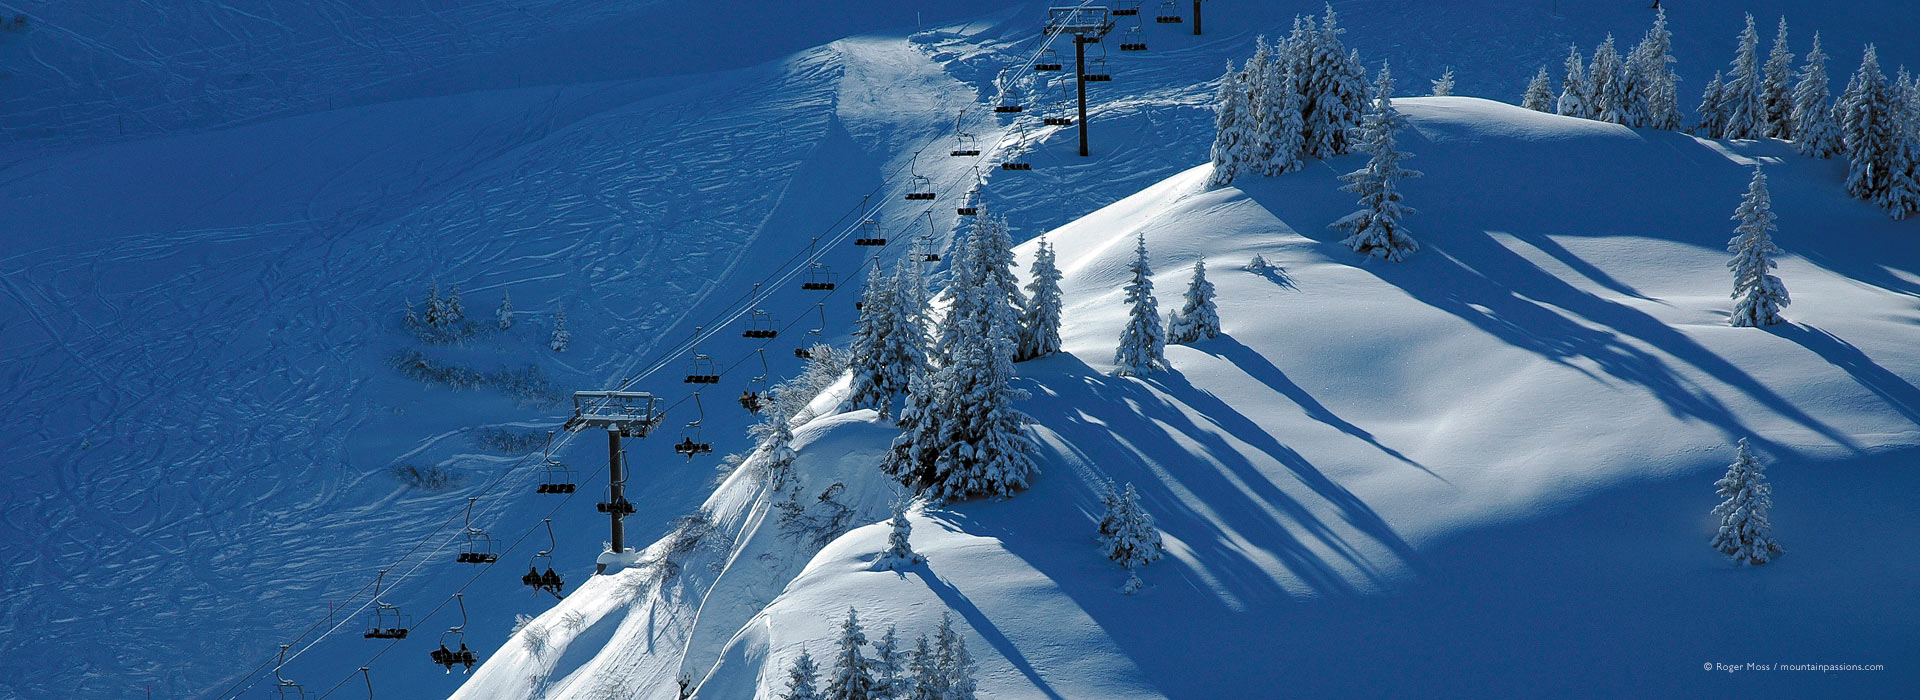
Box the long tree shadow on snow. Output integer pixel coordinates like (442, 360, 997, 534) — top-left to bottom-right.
(1770, 323, 1920, 428)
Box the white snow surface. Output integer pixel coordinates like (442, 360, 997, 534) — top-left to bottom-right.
(6, 2, 1920, 699)
(453, 98, 1920, 700)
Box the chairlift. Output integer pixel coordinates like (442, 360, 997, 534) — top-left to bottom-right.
(904, 150, 936, 201)
(456, 497, 498, 564)
(429, 594, 478, 674)
(1120, 25, 1148, 51)
(801, 237, 836, 290)
(808, 302, 827, 337)
(739, 349, 768, 414)
(673, 394, 713, 459)
(1034, 49, 1063, 72)
(359, 667, 373, 699)
(362, 570, 412, 639)
(595, 484, 635, 515)
(950, 112, 981, 156)
(684, 335, 720, 384)
(994, 79, 1023, 113)
(743, 309, 779, 339)
(536, 430, 576, 494)
(521, 519, 564, 599)
(1002, 126, 1033, 169)
(1113, 0, 1142, 16)
(1084, 47, 1112, 82)
(854, 217, 887, 246)
(958, 167, 983, 216)
(1155, 0, 1183, 23)
(273, 645, 310, 700)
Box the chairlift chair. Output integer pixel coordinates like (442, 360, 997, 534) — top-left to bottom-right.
(1083, 51, 1112, 82)
(854, 217, 887, 246)
(739, 349, 768, 413)
(455, 498, 498, 564)
(993, 83, 1024, 113)
(595, 487, 636, 515)
(1034, 49, 1063, 72)
(683, 352, 720, 384)
(536, 430, 576, 494)
(521, 520, 564, 598)
(430, 595, 479, 674)
(1121, 25, 1148, 51)
(1156, 0, 1183, 23)
(363, 570, 412, 639)
(802, 263, 835, 290)
(1113, 0, 1142, 16)
(273, 645, 310, 700)
(743, 310, 779, 339)
(950, 112, 981, 156)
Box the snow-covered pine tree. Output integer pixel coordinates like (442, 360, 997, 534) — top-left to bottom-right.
(905, 634, 939, 700)
(1246, 253, 1273, 273)
(1760, 17, 1796, 138)
(1430, 66, 1454, 97)
(1333, 63, 1423, 262)
(1722, 14, 1764, 139)
(1841, 45, 1896, 203)
(1522, 65, 1556, 112)
(973, 214, 1026, 347)
(1207, 61, 1256, 187)
(924, 334, 1037, 502)
(495, 290, 513, 331)
(1247, 36, 1285, 176)
(1294, 6, 1366, 159)
(875, 499, 925, 571)
(423, 283, 444, 331)
(882, 359, 942, 489)
(1883, 72, 1920, 219)
(825, 608, 874, 700)
(403, 297, 420, 331)
(1166, 260, 1220, 344)
(1726, 167, 1790, 328)
(1557, 45, 1589, 118)
(1631, 8, 1682, 130)
(1695, 71, 1729, 137)
(845, 265, 902, 417)
(1016, 238, 1063, 362)
(1096, 477, 1123, 540)
(549, 307, 570, 351)
(1791, 32, 1842, 158)
(1711, 438, 1783, 566)
(1104, 482, 1165, 594)
(444, 285, 467, 332)
(1112, 233, 1167, 377)
(1589, 35, 1628, 124)
(786, 650, 822, 700)
(1268, 61, 1308, 175)
(871, 626, 904, 700)
(758, 410, 799, 492)
(933, 613, 976, 700)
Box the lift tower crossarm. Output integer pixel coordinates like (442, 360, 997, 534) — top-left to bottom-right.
(1043, 7, 1113, 157)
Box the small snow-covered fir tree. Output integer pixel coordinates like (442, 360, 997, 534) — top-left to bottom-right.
(785, 650, 822, 700)
(1631, 8, 1682, 130)
(1166, 260, 1220, 344)
(444, 285, 467, 331)
(757, 411, 799, 491)
(1207, 61, 1256, 187)
(1791, 33, 1842, 158)
(845, 265, 905, 417)
(933, 613, 976, 700)
(905, 634, 939, 700)
(403, 297, 420, 330)
(871, 626, 904, 700)
(1112, 234, 1167, 377)
(1760, 17, 1795, 138)
(495, 290, 513, 331)
(1246, 253, 1273, 273)
(825, 608, 874, 700)
(1696, 71, 1730, 137)
(1722, 14, 1764, 139)
(1557, 45, 1589, 118)
(1522, 65, 1555, 112)
(1430, 66, 1454, 96)
(1841, 45, 1897, 204)
(875, 499, 925, 571)
(423, 282, 444, 330)
(1104, 482, 1165, 594)
(1588, 35, 1628, 124)
(1333, 63, 1423, 262)
(1016, 238, 1063, 361)
(1726, 167, 1790, 328)
(1095, 477, 1123, 540)
(549, 307, 570, 352)
(1711, 438, 1783, 566)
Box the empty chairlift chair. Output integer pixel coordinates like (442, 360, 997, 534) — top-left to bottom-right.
(742, 310, 779, 339)
(273, 646, 310, 700)
(950, 113, 981, 156)
(535, 430, 576, 494)
(1034, 49, 1063, 72)
(1112, 0, 1141, 16)
(1121, 24, 1147, 51)
(455, 498, 498, 564)
(904, 151, 936, 201)
(684, 352, 720, 384)
(854, 217, 887, 246)
(1155, 0, 1183, 23)
(362, 570, 412, 639)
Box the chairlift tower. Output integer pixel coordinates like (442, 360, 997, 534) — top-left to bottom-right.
(563, 390, 660, 567)
(1044, 6, 1113, 157)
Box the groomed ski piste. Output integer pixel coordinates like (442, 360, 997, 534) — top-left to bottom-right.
(2, 2, 1918, 699)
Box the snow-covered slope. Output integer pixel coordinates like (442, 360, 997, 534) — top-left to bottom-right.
(7, 1, 1920, 699)
(457, 97, 1920, 700)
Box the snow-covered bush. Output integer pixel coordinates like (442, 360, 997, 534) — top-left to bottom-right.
(1166, 260, 1220, 344)
(1711, 438, 1783, 565)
